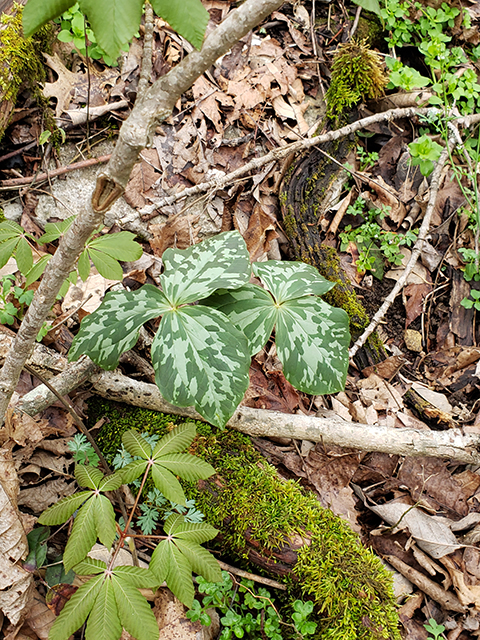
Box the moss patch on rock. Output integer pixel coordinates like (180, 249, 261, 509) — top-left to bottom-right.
(89, 399, 400, 640)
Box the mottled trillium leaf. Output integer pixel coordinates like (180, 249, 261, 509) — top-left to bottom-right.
(276, 297, 350, 395)
(253, 261, 335, 302)
(204, 283, 277, 356)
(161, 231, 251, 306)
(152, 305, 250, 428)
(69, 284, 171, 369)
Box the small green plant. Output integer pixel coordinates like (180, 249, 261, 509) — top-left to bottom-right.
(187, 571, 317, 640)
(356, 145, 379, 171)
(38, 424, 221, 640)
(339, 200, 417, 278)
(424, 618, 446, 640)
(461, 289, 480, 311)
(408, 135, 443, 177)
(68, 433, 100, 467)
(69, 231, 350, 429)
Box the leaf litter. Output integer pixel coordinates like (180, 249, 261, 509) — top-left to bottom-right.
(4, 0, 480, 637)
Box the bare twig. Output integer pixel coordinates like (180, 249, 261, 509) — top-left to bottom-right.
(349, 143, 453, 358)
(137, 2, 154, 98)
(0, 155, 112, 188)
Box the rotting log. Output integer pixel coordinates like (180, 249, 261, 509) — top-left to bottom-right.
(279, 137, 386, 368)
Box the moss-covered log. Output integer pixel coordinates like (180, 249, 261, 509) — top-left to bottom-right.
(90, 399, 400, 640)
(280, 139, 385, 368)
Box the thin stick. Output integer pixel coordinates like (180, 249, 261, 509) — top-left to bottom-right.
(137, 2, 154, 98)
(349, 143, 453, 358)
(0, 155, 111, 188)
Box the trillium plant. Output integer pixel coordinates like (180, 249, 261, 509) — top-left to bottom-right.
(38, 232, 349, 640)
(69, 230, 351, 428)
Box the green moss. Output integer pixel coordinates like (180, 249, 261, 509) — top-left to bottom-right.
(0, 4, 55, 140)
(0, 209, 5, 223)
(325, 39, 388, 123)
(89, 399, 400, 639)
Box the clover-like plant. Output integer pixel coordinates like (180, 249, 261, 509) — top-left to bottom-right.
(68, 231, 350, 428)
(38, 423, 220, 640)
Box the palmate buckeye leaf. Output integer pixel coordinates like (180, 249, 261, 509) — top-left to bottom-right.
(23, 0, 76, 38)
(69, 285, 170, 370)
(85, 578, 122, 640)
(161, 231, 251, 306)
(150, 0, 209, 50)
(152, 422, 197, 457)
(48, 573, 104, 640)
(38, 491, 91, 526)
(122, 430, 152, 459)
(152, 305, 250, 428)
(276, 297, 350, 395)
(149, 540, 195, 607)
(111, 574, 160, 640)
(63, 497, 98, 571)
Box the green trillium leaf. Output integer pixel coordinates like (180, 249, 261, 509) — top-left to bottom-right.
(152, 306, 250, 428)
(111, 574, 160, 640)
(47, 573, 103, 640)
(69, 285, 170, 369)
(85, 578, 122, 640)
(122, 430, 152, 459)
(253, 261, 335, 303)
(152, 422, 197, 458)
(161, 231, 250, 306)
(205, 283, 277, 356)
(63, 497, 98, 571)
(38, 491, 91, 526)
(276, 297, 350, 395)
(75, 464, 104, 490)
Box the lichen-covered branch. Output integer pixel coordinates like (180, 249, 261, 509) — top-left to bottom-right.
(0, 0, 285, 426)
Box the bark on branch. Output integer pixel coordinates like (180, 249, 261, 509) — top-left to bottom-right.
(0, 0, 285, 426)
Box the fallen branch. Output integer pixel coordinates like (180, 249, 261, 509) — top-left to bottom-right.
(349, 142, 453, 358)
(0, 155, 112, 189)
(4, 330, 479, 464)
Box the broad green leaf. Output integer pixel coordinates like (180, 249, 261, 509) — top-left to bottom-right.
(156, 453, 215, 482)
(119, 459, 148, 484)
(88, 232, 142, 262)
(276, 297, 350, 395)
(151, 463, 187, 506)
(174, 539, 221, 583)
(23, 0, 76, 37)
(48, 574, 103, 640)
(352, 0, 381, 16)
(85, 578, 122, 640)
(25, 254, 51, 287)
(0, 220, 23, 239)
(75, 464, 104, 489)
(38, 491, 91, 526)
(94, 495, 116, 550)
(112, 565, 159, 589)
(69, 285, 170, 369)
(153, 306, 250, 428)
(64, 497, 97, 571)
(37, 216, 75, 244)
(161, 231, 250, 305)
(88, 247, 124, 281)
(164, 514, 184, 536)
(78, 249, 91, 282)
(170, 518, 219, 545)
(148, 539, 170, 584)
(205, 284, 276, 356)
(122, 430, 152, 459)
(25, 526, 49, 572)
(0, 237, 20, 270)
(253, 261, 335, 303)
(164, 543, 195, 607)
(98, 472, 123, 492)
(152, 422, 196, 458)
(111, 574, 160, 640)
(73, 557, 107, 575)
(79, 0, 144, 60)
(15, 237, 33, 275)
(150, 0, 209, 50)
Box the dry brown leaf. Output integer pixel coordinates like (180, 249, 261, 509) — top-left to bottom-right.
(17, 478, 76, 513)
(356, 374, 403, 412)
(23, 588, 56, 639)
(149, 212, 200, 257)
(403, 282, 432, 328)
(441, 554, 480, 608)
(1, 410, 46, 448)
(0, 451, 34, 626)
(124, 148, 162, 209)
